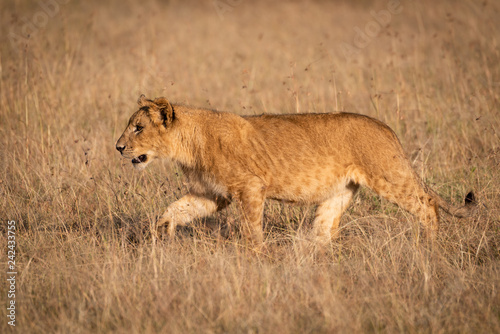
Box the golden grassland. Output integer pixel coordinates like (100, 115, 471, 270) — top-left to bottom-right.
(1, 0, 499, 332)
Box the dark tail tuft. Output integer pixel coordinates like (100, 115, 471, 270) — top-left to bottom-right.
(465, 191, 476, 206)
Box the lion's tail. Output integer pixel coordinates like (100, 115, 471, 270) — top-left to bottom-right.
(428, 189, 477, 218)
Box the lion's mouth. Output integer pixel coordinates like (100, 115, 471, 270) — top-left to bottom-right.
(132, 154, 148, 164)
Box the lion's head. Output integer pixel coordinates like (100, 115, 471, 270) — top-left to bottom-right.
(116, 95, 175, 170)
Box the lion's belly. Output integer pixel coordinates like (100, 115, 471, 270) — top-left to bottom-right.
(265, 165, 350, 204)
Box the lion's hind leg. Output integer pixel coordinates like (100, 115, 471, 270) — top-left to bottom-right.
(367, 171, 439, 240)
(312, 182, 359, 245)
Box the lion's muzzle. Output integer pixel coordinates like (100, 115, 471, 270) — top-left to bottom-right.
(116, 144, 125, 153)
(132, 154, 148, 164)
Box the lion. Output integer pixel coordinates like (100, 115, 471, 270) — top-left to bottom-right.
(116, 95, 475, 245)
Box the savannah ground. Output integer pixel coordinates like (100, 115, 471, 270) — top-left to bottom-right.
(1, 0, 499, 332)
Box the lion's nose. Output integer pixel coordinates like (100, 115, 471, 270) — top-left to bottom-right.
(116, 145, 125, 153)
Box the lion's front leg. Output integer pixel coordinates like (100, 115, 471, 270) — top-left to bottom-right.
(235, 178, 267, 245)
(157, 194, 230, 237)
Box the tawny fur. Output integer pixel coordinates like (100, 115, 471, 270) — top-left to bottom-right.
(116, 95, 474, 245)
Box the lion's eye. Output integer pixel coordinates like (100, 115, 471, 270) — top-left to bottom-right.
(135, 125, 144, 133)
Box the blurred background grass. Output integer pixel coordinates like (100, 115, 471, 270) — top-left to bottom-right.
(0, 0, 499, 332)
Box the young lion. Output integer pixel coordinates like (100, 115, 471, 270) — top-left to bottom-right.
(116, 95, 474, 245)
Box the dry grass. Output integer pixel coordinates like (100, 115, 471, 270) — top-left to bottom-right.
(1, 0, 499, 332)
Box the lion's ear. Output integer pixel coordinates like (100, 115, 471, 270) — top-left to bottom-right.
(137, 94, 152, 107)
(153, 97, 175, 126)
(153, 97, 169, 106)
